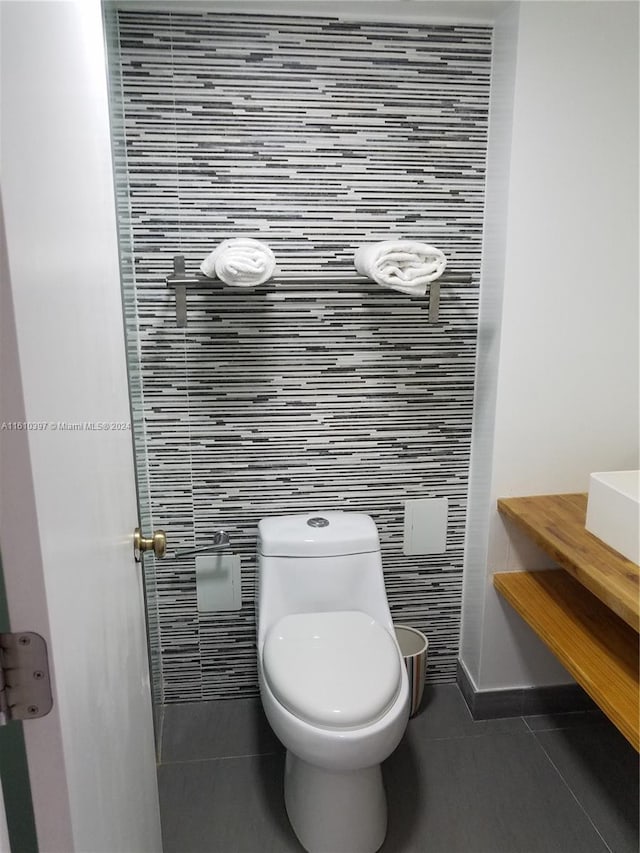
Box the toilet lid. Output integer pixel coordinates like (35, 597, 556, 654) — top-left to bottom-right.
(263, 610, 401, 729)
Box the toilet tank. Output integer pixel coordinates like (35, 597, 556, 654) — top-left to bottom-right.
(258, 511, 380, 557)
(256, 512, 394, 646)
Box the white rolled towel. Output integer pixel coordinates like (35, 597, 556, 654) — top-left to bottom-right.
(354, 240, 447, 296)
(200, 238, 276, 286)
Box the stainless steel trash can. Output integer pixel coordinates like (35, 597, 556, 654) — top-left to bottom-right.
(394, 625, 428, 717)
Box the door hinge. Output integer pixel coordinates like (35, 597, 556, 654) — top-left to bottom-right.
(0, 632, 53, 725)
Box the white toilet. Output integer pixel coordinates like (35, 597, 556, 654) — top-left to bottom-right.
(256, 511, 410, 853)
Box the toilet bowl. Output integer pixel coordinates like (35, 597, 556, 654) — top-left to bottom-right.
(256, 512, 410, 853)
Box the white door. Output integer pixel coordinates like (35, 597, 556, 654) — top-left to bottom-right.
(0, 2, 162, 851)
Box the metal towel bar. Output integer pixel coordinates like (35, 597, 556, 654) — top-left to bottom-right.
(165, 254, 473, 328)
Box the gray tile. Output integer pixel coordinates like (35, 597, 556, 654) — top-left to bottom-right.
(409, 684, 528, 739)
(161, 698, 282, 763)
(524, 710, 606, 732)
(158, 753, 302, 853)
(534, 723, 639, 853)
(457, 663, 598, 721)
(456, 662, 525, 720)
(521, 684, 597, 717)
(469, 688, 525, 720)
(381, 731, 610, 853)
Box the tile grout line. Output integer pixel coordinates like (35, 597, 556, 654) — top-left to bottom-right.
(160, 725, 534, 767)
(158, 749, 283, 767)
(522, 714, 609, 735)
(523, 716, 538, 736)
(528, 728, 615, 853)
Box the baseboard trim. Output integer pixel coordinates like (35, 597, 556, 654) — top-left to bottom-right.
(456, 661, 597, 720)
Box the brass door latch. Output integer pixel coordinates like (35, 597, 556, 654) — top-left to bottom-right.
(134, 528, 166, 561)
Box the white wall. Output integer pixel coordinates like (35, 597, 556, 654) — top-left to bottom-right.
(461, 0, 640, 690)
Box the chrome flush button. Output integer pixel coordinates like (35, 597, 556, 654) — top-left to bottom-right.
(307, 517, 330, 528)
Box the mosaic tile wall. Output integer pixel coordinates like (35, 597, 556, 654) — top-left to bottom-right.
(108, 10, 492, 702)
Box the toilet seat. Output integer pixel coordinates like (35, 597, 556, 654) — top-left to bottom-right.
(263, 610, 401, 729)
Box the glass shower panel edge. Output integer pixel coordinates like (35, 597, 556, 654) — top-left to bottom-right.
(102, 0, 164, 748)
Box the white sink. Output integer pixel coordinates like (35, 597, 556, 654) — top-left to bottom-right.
(585, 470, 640, 564)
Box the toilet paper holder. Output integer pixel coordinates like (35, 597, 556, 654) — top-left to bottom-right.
(173, 530, 230, 559)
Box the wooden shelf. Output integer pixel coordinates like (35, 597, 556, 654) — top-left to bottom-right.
(497, 493, 639, 631)
(494, 570, 639, 751)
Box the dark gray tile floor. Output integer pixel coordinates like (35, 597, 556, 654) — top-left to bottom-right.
(157, 685, 639, 853)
